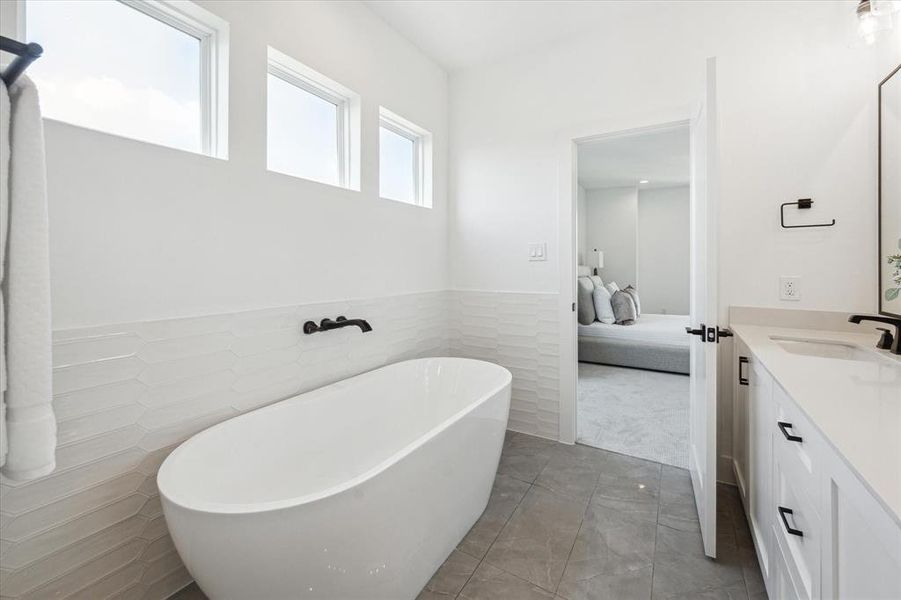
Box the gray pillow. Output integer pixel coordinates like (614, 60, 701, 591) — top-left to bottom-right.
(577, 277, 596, 325)
(623, 285, 641, 317)
(611, 290, 637, 325)
(592, 284, 615, 324)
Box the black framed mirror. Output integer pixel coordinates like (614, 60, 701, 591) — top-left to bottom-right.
(879, 64, 901, 317)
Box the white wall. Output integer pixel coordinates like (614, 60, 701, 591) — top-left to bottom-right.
(582, 186, 637, 286)
(638, 185, 690, 314)
(449, 2, 897, 308)
(449, 1, 900, 474)
(578, 185, 689, 313)
(3, 0, 448, 330)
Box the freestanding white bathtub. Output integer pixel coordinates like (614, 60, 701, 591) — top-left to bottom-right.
(158, 357, 512, 600)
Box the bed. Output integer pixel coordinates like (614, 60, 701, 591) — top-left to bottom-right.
(578, 313, 690, 374)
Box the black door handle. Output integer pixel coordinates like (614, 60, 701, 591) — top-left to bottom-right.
(738, 356, 749, 385)
(686, 323, 706, 341)
(778, 506, 803, 537)
(778, 421, 803, 443)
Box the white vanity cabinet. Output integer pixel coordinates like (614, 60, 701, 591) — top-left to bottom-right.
(732, 335, 901, 600)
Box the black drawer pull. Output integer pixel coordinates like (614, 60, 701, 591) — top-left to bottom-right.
(778, 421, 803, 443)
(738, 356, 749, 385)
(778, 506, 803, 537)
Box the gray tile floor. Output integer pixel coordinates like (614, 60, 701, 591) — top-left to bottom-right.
(172, 431, 766, 600)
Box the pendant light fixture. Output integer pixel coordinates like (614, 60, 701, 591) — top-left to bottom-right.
(857, 0, 899, 45)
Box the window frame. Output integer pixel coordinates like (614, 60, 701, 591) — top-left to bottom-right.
(21, 0, 230, 158)
(266, 46, 361, 190)
(378, 107, 433, 208)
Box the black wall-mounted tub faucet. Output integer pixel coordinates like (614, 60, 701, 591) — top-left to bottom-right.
(848, 314, 901, 355)
(303, 316, 372, 335)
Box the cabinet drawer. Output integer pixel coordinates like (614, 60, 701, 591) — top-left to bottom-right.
(773, 452, 820, 600)
(772, 383, 822, 516)
(772, 530, 802, 600)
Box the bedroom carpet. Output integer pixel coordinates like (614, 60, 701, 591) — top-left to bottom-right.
(578, 362, 689, 469)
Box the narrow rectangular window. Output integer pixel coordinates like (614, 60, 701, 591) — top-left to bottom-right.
(379, 108, 432, 207)
(25, 0, 229, 157)
(267, 47, 360, 190)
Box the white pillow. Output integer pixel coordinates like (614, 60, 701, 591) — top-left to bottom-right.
(592, 285, 616, 324)
(604, 281, 620, 295)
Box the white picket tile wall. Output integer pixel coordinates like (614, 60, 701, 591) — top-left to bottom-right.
(0, 292, 449, 600)
(0, 289, 560, 599)
(449, 291, 560, 440)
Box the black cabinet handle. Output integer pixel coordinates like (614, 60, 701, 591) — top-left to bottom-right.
(778, 421, 803, 443)
(778, 506, 803, 537)
(738, 356, 749, 385)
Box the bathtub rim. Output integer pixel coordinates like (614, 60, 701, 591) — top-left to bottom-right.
(157, 357, 512, 516)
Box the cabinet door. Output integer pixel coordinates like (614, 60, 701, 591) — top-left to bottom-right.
(821, 449, 901, 599)
(732, 338, 750, 506)
(748, 356, 773, 583)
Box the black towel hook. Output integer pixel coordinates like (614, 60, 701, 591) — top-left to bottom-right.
(780, 198, 835, 229)
(0, 36, 43, 86)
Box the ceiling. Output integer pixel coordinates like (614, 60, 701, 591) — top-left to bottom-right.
(363, 1, 637, 71)
(577, 126, 690, 190)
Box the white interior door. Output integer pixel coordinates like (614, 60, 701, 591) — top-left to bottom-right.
(688, 56, 719, 558)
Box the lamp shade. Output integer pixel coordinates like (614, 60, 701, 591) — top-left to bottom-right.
(595, 249, 604, 269)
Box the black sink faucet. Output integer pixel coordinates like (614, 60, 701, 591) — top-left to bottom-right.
(848, 314, 901, 355)
(303, 316, 372, 335)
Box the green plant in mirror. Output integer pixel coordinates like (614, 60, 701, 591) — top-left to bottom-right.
(887, 238, 901, 302)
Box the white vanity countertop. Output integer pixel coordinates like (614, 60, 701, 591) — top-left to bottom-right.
(731, 324, 901, 523)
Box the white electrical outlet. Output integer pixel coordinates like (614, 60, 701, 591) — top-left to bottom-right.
(780, 276, 801, 301)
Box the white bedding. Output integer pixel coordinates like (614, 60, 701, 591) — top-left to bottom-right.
(578, 314, 690, 347)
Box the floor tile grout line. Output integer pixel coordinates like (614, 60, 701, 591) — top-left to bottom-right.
(551, 464, 601, 596)
(553, 505, 588, 597)
(454, 480, 535, 599)
(477, 477, 575, 597)
(465, 556, 560, 599)
(649, 462, 664, 600)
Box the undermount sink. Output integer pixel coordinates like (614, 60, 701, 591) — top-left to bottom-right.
(770, 336, 881, 362)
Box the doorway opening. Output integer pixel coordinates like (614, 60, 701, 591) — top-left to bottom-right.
(574, 123, 692, 468)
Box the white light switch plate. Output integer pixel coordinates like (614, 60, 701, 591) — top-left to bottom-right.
(528, 243, 547, 261)
(780, 276, 801, 301)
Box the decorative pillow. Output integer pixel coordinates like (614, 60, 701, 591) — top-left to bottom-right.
(604, 281, 620, 295)
(577, 277, 596, 325)
(592, 285, 616, 324)
(611, 290, 637, 325)
(623, 285, 641, 317)
(589, 274, 604, 289)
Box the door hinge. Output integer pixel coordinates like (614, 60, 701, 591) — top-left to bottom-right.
(572, 302, 576, 312)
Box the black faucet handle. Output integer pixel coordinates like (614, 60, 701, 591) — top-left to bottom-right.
(876, 327, 895, 350)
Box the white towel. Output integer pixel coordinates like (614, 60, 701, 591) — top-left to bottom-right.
(0, 75, 56, 481)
